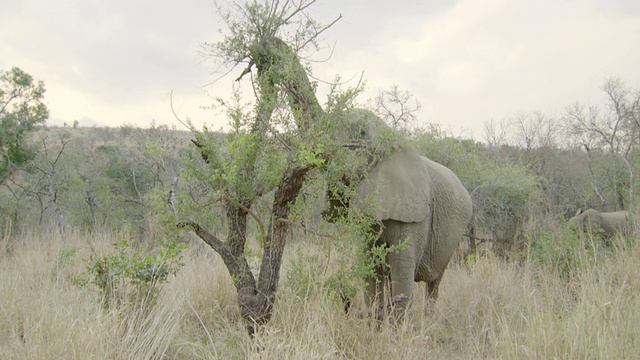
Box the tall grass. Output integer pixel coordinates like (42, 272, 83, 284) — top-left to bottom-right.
(1, 226, 639, 359)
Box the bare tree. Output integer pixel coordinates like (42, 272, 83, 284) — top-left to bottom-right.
(483, 118, 509, 148)
(11, 132, 71, 236)
(511, 111, 561, 151)
(564, 77, 640, 210)
(370, 85, 422, 134)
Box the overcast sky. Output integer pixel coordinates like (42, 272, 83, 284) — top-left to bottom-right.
(2, 0, 639, 139)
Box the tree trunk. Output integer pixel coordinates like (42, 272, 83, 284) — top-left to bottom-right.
(235, 165, 312, 332)
(255, 166, 312, 315)
(180, 165, 312, 334)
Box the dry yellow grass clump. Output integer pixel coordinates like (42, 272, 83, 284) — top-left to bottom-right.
(1, 228, 639, 359)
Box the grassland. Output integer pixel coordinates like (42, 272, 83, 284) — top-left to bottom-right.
(1, 227, 639, 359)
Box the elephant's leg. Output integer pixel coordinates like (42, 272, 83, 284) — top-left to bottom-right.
(419, 210, 465, 303)
(426, 277, 442, 299)
(377, 220, 419, 320)
(387, 246, 415, 319)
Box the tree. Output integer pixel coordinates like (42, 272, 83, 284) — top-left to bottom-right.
(173, 0, 344, 334)
(0, 67, 48, 184)
(483, 118, 509, 148)
(369, 85, 421, 135)
(29, 132, 71, 235)
(564, 77, 640, 211)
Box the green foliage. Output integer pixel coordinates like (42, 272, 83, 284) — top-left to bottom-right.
(0, 123, 191, 235)
(323, 242, 368, 306)
(473, 163, 541, 248)
(321, 203, 400, 302)
(321, 229, 410, 309)
(83, 238, 184, 310)
(325, 270, 364, 309)
(55, 246, 78, 269)
(119, 124, 134, 139)
(0, 67, 48, 183)
(52, 246, 81, 285)
(211, 0, 324, 64)
(411, 126, 541, 247)
(283, 222, 371, 307)
(525, 223, 613, 281)
(95, 144, 118, 154)
(285, 165, 410, 307)
(284, 250, 324, 298)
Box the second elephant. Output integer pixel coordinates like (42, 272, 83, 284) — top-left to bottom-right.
(568, 208, 630, 236)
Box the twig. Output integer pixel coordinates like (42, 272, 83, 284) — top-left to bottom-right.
(169, 90, 196, 131)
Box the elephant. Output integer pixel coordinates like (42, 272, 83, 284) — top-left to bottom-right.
(568, 208, 630, 237)
(324, 109, 472, 319)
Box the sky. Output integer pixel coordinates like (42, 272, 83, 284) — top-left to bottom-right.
(1, 0, 639, 140)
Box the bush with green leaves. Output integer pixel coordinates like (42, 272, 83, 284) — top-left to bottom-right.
(524, 221, 619, 281)
(84, 238, 184, 311)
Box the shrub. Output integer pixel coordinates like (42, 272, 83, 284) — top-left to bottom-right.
(526, 222, 610, 281)
(83, 237, 184, 311)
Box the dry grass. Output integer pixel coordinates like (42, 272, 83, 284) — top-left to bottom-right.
(1, 228, 639, 359)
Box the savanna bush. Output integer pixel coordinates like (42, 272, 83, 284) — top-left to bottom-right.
(410, 126, 541, 252)
(525, 219, 618, 281)
(83, 236, 184, 312)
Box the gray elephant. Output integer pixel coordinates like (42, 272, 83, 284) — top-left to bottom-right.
(325, 109, 472, 318)
(568, 208, 630, 236)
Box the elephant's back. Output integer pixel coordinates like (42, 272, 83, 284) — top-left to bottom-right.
(605, 210, 630, 232)
(420, 156, 472, 217)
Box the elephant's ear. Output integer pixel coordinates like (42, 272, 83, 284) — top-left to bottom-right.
(355, 149, 431, 223)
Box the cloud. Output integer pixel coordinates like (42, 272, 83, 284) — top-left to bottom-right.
(2, 0, 639, 138)
(0, 0, 222, 128)
(348, 0, 640, 136)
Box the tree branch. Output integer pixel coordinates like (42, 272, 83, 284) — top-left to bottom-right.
(295, 14, 342, 52)
(235, 59, 255, 81)
(177, 221, 227, 254)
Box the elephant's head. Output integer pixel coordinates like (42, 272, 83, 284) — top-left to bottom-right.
(322, 108, 423, 223)
(332, 108, 399, 162)
(322, 109, 385, 222)
(568, 208, 589, 232)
